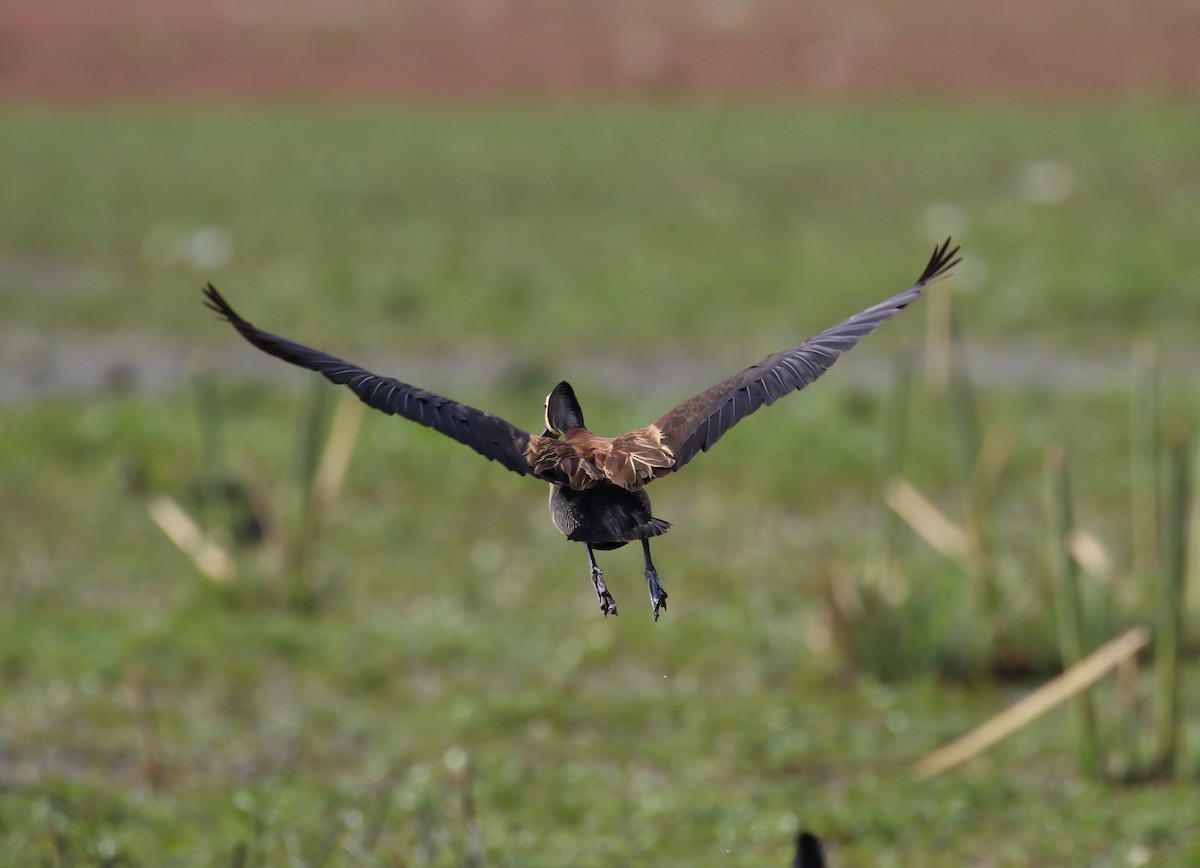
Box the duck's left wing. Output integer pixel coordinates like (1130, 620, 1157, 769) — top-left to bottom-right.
(203, 285, 541, 479)
(644, 238, 960, 480)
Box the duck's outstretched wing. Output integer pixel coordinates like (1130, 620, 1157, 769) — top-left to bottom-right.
(203, 285, 540, 479)
(645, 238, 960, 480)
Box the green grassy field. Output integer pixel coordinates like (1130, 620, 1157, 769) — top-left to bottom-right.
(2, 104, 1199, 864)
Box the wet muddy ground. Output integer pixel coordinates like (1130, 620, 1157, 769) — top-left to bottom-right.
(3, 0, 1199, 103)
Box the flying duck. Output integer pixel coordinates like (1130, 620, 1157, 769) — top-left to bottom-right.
(794, 832, 827, 868)
(203, 238, 959, 620)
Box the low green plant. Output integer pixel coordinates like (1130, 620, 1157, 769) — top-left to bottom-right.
(148, 374, 363, 610)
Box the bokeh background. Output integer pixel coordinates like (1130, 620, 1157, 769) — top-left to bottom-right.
(2, 1, 1199, 864)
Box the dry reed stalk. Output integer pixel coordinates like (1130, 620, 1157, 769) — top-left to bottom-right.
(147, 495, 237, 584)
(914, 627, 1149, 780)
(885, 477, 971, 564)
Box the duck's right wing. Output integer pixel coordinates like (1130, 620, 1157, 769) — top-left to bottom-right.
(645, 238, 960, 480)
(203, 285, 543, 479)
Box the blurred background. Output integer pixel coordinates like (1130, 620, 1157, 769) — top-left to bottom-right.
(2, 1, 1199, 864)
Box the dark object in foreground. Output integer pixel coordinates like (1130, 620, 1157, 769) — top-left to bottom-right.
(794, 831, 827, 868)
(204, 239, 958, 619)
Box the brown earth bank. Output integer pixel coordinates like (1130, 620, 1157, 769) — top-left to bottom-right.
(3, 0, 1200, 103)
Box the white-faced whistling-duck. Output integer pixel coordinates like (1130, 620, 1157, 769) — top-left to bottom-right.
(793, 831, 827, 868)
(203, 238, 959, 620)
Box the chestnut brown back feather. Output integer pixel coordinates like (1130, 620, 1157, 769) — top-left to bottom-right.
(601, 428, 675, 488)
(650, 238, 960, 479)
(526, 429, 674, 491)
(526, 436, 604, 488)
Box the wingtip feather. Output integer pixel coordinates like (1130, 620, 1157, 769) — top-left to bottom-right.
(201, 283, 228, 317)
(201, 283, 250, 328)
(917, 236, 962, 286)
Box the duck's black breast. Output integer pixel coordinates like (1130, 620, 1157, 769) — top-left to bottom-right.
(549, 483, 670, 548)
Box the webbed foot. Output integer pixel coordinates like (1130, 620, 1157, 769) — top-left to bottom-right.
(646, 568, 668, 622)
(591, 565, 618, 617)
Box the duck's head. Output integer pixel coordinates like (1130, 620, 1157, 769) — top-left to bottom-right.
(542, 381, 585, 437)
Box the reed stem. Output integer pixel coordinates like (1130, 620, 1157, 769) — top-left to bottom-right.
(1130, 339, 1160, 581)
(191, 374, 228, 539)
(1151, 434, 1190, 776)
(868, 353, 912, 590)
(1043, 446, 1101, 777)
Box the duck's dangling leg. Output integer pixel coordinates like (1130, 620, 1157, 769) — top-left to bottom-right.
(586, 543, 618, 617)
(642, 539, 668, 621)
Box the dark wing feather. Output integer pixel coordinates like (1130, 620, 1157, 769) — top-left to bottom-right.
(202, 284, 539, 478)
(650, 238, 960, 478)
